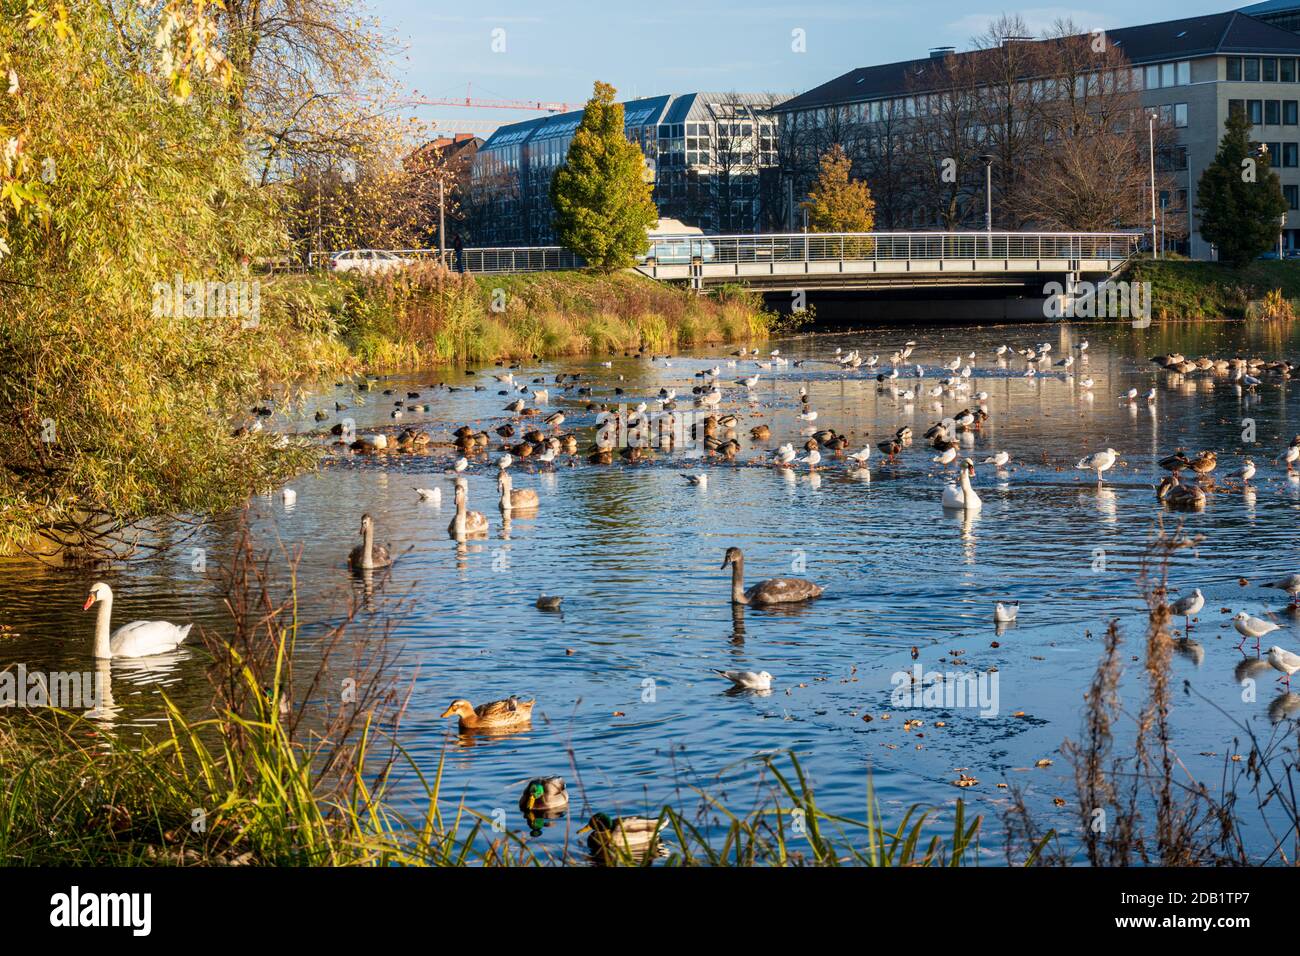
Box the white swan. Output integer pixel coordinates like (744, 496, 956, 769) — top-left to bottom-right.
(941, 459, 983, 512)
(83, 582, 192, 659)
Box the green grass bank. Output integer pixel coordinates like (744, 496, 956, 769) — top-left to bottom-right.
(1121, 257, 1300, 320)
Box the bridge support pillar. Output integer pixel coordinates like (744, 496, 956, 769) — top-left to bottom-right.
(1044, 271, 1079, 319)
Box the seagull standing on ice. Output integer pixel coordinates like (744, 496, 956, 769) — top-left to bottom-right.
(1077, 448, 1119, 483)
(1234, 611, 1280, 651)
(1263, 573, 1300, 606)
(1168, 588, 1204, 631)
(1267, 646, 1300, 688)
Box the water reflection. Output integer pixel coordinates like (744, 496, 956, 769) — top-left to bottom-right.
(7, 319, 1300, 858)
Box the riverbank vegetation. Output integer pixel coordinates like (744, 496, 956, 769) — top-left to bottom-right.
(1122, 257, 1300, 320)
(318, 265, 778, 367)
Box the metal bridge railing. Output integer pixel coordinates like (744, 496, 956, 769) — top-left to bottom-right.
(306, 232, 1139, 275)
(307, 247, 584, 273)
(669, 231, 1140, 265)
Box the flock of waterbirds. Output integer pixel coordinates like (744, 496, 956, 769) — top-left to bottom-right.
(75, 332, 1300, 858)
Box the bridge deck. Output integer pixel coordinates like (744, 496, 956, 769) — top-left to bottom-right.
(310, 232, 1141, 292)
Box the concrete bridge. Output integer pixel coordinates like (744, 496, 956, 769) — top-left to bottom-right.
(312, 231, 1140, 295)
(634, 231, 1141, 292)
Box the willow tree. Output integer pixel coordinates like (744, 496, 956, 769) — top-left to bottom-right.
(0, 1, 320, 556)
(550, 81, 656, 271)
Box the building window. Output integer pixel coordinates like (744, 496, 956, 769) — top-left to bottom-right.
(1265, 58, 1279, 83)
(1289, 101, 1299, 125)
(1161, 62, 1175, 87)
(1286, 184, 1299, 210)
(1228, 57, 1242, 81)
(1250, 100, 1264, 125)
(1246, 58, 1261, 82)
(1268, 100, 1282, 125)
(1286, 59, 1298, 83)
(1145, 64, 1159, 89)
(1175, 103, 1188, 128)
(1230, 98, 1245, 118)
(1177, 61, 1191, 86)
(1286, 142, 1299, 167)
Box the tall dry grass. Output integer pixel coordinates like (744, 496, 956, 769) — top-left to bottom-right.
(328, 263, 779, 368)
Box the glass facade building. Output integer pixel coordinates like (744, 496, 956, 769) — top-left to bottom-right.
(469, 93, 781, 246)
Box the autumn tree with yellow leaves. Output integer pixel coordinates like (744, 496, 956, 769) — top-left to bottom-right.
(801, 145, 876, 233)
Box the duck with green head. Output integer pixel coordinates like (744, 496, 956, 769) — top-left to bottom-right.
(519, 776, 568, 816)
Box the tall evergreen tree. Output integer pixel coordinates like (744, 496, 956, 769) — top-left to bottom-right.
(802, 145, 876, 232)
(550, 81, 657, 271)
(1195, 110, 1288, 266)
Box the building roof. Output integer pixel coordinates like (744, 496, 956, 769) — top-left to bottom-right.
(776, 11, 1300, 112)
(479, 92, 784, 153)
(1239, 0, 1300, 15)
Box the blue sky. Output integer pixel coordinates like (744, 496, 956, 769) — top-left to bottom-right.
(377, 0, 1238, 135)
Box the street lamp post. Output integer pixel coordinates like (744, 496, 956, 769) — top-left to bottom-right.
(979, 153, 996, 257)
(1148, 112, 1158, 259)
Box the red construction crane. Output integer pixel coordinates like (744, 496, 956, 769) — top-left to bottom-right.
(403, 84, 584, 114)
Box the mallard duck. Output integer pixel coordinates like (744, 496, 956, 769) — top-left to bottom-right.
(877, 437, 902, 461)
(1156, 474, 1205, 510)
(589, 447, 613, 465)
(349, 514, 393, 570)
(579, 813, 666, 858)
(535, 593, 563, 611)
(1187, 451, 1217, 477)
(519, 776, 568, 814)
(721, 547, 823, 606)
(750, 424, 771, 441)
(448, 477, 489, 537)
(1159, 451, 1190, 472)
(440, 695, 535, 732)
(498, 472, 539, 512)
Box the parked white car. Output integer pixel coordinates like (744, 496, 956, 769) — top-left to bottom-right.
(328, 249, 413, 274)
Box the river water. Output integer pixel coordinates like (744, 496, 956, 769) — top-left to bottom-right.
(4, 317, 1300, 862)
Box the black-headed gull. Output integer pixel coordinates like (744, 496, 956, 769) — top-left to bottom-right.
(1235, 611, 1280, 651)
(1168, 588, 1204, 630)
(1263, 573, 1300, 605)
(1268, 646, 1300, 687)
